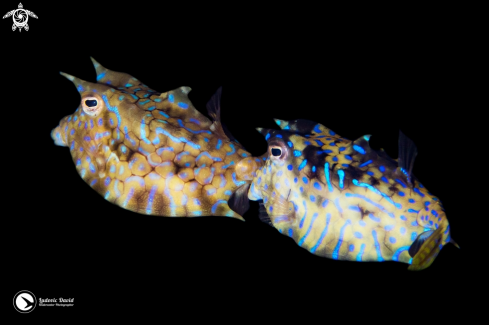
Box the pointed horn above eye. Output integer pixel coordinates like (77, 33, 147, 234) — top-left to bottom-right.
(59, 71, 76, 82)
(273, 118, 285, 126)
(89, 56, 145, 89)
(256, 127, 272, 137)
(60, 71, 88, 92)
(90, 57, 110, 82)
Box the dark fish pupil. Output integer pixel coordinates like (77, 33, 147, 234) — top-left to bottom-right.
(271, 148, 281, 156)
(85, 99, 98, 107)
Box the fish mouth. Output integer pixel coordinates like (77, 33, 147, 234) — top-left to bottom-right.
(51, 124, 67, 147)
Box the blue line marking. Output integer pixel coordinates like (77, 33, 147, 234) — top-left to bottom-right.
(353, 145, 365, 154)
(122, 187, 134, 207)
(324, 163, 333, 192)
(311, 213, 331, 253)
(146, 185, 157, 214)
(332, 220, 351, 259)
(392, 246, 410, 262)
(298, 159, 307, 171)
(227, 143, 236, 155)
(96, 72, 106, 81)
(232, 172, 246, 186)
(168, 94, 174, 102)
(338, 169, 345, 189)
(359, 160, 373, 167)
(294, 150, 301, 157)
(178, 102, 189, 109)
(352, 179, 401, 210)
(298, 213, 318, 246)
(154, 127, 200, 149)
(414, 188, 425, 197)
(395, 179, 407, 188)
(368, 213, 380, 222)
(211, 200, 228, 214)
(158, 111, 170, 119)
(334, 198, 343, 213)
(356, 243, 366, 261)
(222, 161, 235, 169)
(372, 230, 384, 261)
(102, 95, 121, 138)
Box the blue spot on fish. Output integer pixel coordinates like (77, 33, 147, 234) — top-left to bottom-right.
(353, 145, 365, 154)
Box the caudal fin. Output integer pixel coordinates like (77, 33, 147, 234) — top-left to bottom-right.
(408, 226, 445, 271)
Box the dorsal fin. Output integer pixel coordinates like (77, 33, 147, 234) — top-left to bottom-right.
(206, 87, 238, 142)
(397, 130, 417, 187)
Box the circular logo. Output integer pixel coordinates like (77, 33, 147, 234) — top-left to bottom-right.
(13, 9, 28, 28)
(13, 290, 37, 313)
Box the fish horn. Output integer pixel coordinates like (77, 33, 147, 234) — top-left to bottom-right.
(273, 118, 289, 129)
(90, 57, 109, 82)
(60, 71, 90, 93)
(90, 56, 144, 88)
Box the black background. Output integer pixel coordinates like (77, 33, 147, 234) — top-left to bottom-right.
(5, 3, 475, 319)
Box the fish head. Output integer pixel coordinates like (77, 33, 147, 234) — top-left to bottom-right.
(51, 58, 201, 178)
(248, 118, 334, 224)
(51, 72, 117, 149)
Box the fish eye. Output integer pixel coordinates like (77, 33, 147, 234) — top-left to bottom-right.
(271, 148, 282, 156)
(85, 99, 98, 107)
(268, 142, 288, 161)
(81, 94, 104, 117)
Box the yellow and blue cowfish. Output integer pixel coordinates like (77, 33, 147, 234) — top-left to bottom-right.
(248, 119, 459, 270)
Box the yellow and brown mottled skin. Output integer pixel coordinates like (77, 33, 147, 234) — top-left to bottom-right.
(51, 58, 262, 220)
(248, 119, 458, 270)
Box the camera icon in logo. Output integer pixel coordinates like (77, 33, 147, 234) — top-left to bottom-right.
(13, 290, 37, 313)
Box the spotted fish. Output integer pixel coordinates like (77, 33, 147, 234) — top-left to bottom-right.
(51, 58, 263, 220)
(248, 119, 458, 270)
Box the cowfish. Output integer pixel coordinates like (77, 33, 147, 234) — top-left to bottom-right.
(51, 58, 262, 220)
(248, 119, 459, 270)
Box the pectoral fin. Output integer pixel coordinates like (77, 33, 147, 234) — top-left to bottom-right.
(228, 184, 250, 217)
(258, 200, 273, 226)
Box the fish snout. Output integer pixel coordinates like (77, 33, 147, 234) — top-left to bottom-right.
(51, 123, 68, 147)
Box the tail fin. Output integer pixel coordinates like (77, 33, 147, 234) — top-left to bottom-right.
(407, 225, 445, 271)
